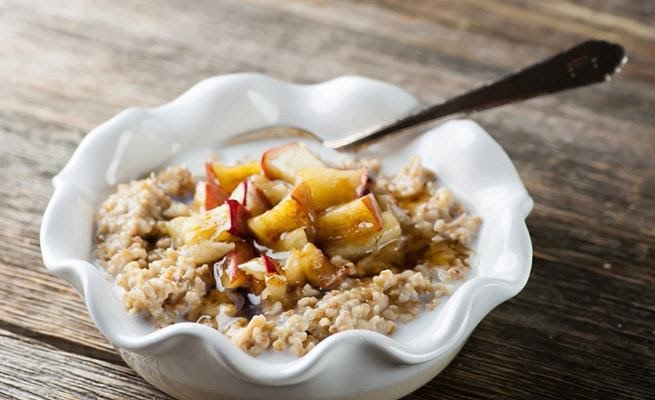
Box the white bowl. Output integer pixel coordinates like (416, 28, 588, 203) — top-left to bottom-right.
(40, 73, 533, 400)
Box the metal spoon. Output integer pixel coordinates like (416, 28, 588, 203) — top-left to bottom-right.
(231, 40, 627, 150)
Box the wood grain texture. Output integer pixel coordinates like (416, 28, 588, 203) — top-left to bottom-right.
(0, 0, 653, 399)
(0, 329, 171, 399)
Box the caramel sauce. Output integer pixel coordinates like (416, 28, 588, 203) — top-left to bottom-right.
(419, 240, 470, 267)
(397, 192, 430, 216)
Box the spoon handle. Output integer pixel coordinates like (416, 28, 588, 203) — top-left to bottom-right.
(325, 40, 627, 149)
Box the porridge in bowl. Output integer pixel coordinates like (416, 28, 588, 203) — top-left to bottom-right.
(94, 143, 481, 356)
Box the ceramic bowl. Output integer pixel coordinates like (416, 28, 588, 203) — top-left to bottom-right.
(40, 73, 533, 400)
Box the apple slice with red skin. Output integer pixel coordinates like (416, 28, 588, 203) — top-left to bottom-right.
(229, 180, 248, 205)
(224, 199, 250, 239)
(203, 162, 229, 210)
(315, 193, 383, 243)
(356, 170, 372, 197)
(192, 179, 229, 212)
(236, 254, 279, 281)
(260, 143, 325, 183)
(205, 182, 228, 211)
(229, 177, 272, 217)
(215, 242, 255, 290)
(182, 199, 250, 244)
(261, 254, 279, 274)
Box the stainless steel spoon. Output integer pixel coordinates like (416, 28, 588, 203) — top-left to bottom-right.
(231, 40, 627, 150)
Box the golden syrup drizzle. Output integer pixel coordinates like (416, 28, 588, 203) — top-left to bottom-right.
(419, 240, 470, 267)
(397, 192, 430, 216)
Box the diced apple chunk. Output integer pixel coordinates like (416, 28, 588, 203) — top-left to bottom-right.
(261, 254, 279, 273)
(315, 194, 383, 243)
(237, 255, 279, 281)
(271, 227, 309, 251)
(237, 258, 268, 281)
(210, 160, 261, 192)
(301, 243, 339, 289)
(296, 167, 368, 210)
(249, 276, 266, 295)
(247, 183, 314, 247)
(215, 242, 255, 290)
(203, 162, 230, 210)
(229, 178, 271, 217)
(283, 243, 338, 289)
(192, 163, 230, 212)
(322, 211, 402, 259)
(192, 180, 230, 212)
(181, 199, 249, 244)
(250, 175, 291, 205)
(219, 263, 249, 290)
(180, 241, 235, 265)
(261, 143, 325, 182)
(282, 250, 304, 287)
(262, 273, 288, 302)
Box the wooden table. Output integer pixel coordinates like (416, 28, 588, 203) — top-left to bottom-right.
(1, 1, 653, 398)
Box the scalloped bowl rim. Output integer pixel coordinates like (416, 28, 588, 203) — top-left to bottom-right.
(40, 73, 533, 386)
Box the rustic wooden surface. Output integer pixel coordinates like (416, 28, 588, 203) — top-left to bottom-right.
(1, 0, 653, 399)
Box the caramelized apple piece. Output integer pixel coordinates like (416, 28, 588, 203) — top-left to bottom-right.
(271, 227, 309, 251)
(192, 163, 229, 212)
(237, 255, 279, 281)
(215, 242, 255, 290)
(204, 162, 229, 210)
(301, 243, 339, 289)
(261, 254, 279, 273)
(247, 183, 314, 247)
(261, 143, 325, 182)
(250, 175, 291, 205)
(282, 250, 304, 287)
(229, 177, 272, 217)
(249, 275, 267, 295)
(237, 258, 268, 281)
(192, 183, 230, 212)
(205, 183, 228, 211)
(283, 243, 337, 289)
(322, 211, 402, 259)
(315, 194, 383, 243)
(262, 273, 288, 302)
(210, 160, 261, 192)
(296, 167, 368, 210)
(181, 199, 249, 244)
(181, 241, 235, 265)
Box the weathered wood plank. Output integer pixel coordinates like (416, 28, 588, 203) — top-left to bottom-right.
(0, 111, 116, 354)
(0, 328, 170, 399)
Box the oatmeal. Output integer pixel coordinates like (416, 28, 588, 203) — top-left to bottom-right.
(94, 143, 481, 356)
